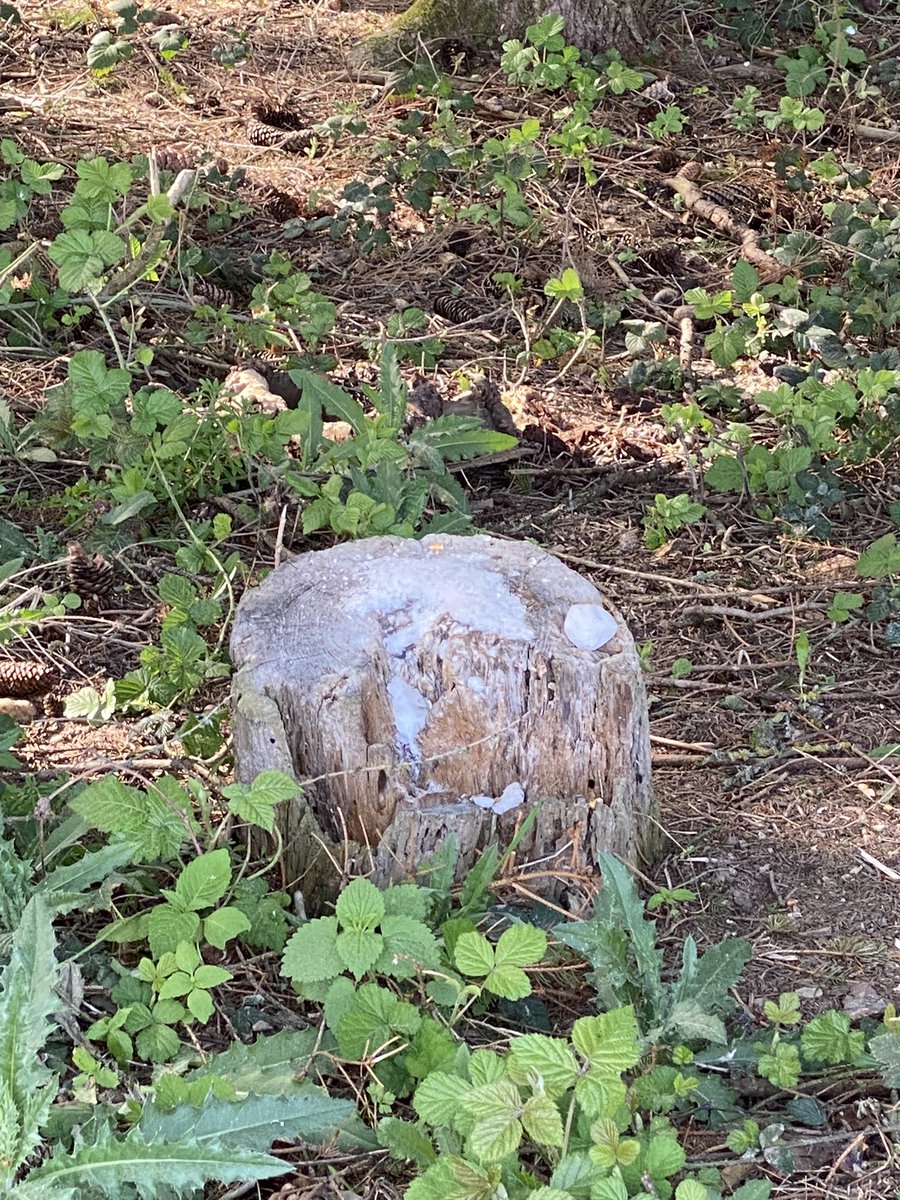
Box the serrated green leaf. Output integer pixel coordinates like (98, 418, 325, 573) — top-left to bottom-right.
(522, 1093, 564, 1146)
(413, 1072, 474, 1127)
(377, 915, 440, 979)
(857, 533, 900, 579)
(550, 1151, 596, 1196)
(382, 884, 431, 921)
(136, 1022, 181, 1063)
(335, 877, 385, 931)
(644, 1134, 685, 1178)
(189, 1029, 322, 1094)
(378, 1116, 436, 1166)
(495, 923, 547, 967)
(336, 928, 384, 980)
(21, 1135, 287, 1196)
(281, 917, 343, 984)
(147, 905, 201, 958)
(508, 1034, 578, 1096)
(454, 932, 494, 977)
(294, 370, 367, 433)
(572, 1007, 642, 1073)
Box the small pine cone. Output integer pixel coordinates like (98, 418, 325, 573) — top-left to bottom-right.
(67, 543, 115, 608)
(192, 280, 238, 309)
(264, 187, 302, 222)
(0, 659, 59, 699)
(42, 692, 64, 717)
(250, 101, 309, 131)
(247, 122, 311, 153)
(156, 145, 197, 173)
(433, 294, 483, 324)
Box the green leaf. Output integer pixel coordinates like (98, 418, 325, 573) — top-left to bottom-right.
(522, 1093, 564, 1146)
(467, 1080, 523, 1161)
(336, 928, 384, 980)
(508, 1034, 578, 1097)
(135, 1021, 181, 1063)
(294, 370, 367, 433)
(731, 258, 759, 304)
(856, 533, 900, 579)
(175, 848, 232, 911)
(801, 1010, 865, 1065)
(186, 988, 215, 1023)
(571, 1007, 642, 1073)
(68, 349, 131, 406)
(413, 1071, 474, 1127)
(550, 1153, 596, 1196)
(221, 770, 298, 833)
(644, 1134, 686, 1178)
(335, 876, 385, 931)
(189, 1030, 323, 1095)
(203, 905, 252, 950)
(495, 923, 547, 967)
(454, 931, 494, 977)
(484, 964, 531, 1000)
(705, 453, 744, 493)
(377, 342, 408, 426)
(148, 905, 201, 958)
(336, 982, 420, 1060)
(870, 1030, 900, 1086)
(378, 1117, 436, 1166)
(382, 883, 432, 921)
(281, 917, 343, 984)
(21, 1136, 288, 1195)
(377, 915, 440, 979)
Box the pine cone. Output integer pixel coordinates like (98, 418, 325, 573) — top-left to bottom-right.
(192, 280, 238, 309)
(700, 182, 769, 229)
(155, 145, 197, 173)
(264, 187, 302, 222)
(67, 543, 114, 609)
(250, 102, 309, 131)
(433, 294, 483, 324)
(0, 659, 59, 699)
(247, 123, 311, 153)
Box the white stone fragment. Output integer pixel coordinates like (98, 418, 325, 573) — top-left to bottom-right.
(563, 603, 617, 651)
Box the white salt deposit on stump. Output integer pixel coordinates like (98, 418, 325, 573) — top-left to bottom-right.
(230, 534, 657, 905)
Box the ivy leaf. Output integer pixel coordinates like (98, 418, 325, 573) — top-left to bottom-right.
(175, 848, 232, 911)
(281, 916, 344, 984)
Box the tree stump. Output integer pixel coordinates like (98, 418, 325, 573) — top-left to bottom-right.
(230, 534, 657, 908)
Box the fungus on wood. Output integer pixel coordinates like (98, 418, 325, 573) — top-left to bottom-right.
(230, 534, 657, 909)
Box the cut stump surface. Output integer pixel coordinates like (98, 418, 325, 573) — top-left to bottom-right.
(230, 534, 656, 906)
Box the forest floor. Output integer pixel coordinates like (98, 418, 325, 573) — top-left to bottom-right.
(2, 0, 900, 1196)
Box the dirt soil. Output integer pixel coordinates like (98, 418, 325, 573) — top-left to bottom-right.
(3, 0, 900, 1195)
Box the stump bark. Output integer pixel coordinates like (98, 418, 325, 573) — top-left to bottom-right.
(230, 534, 656, 908)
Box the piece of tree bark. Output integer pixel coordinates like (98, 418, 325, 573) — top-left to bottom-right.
(360, 0, 656, 65)
(231, 534, 657, 908)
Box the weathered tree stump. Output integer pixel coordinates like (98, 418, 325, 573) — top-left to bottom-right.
(230, 534, 656, 908)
